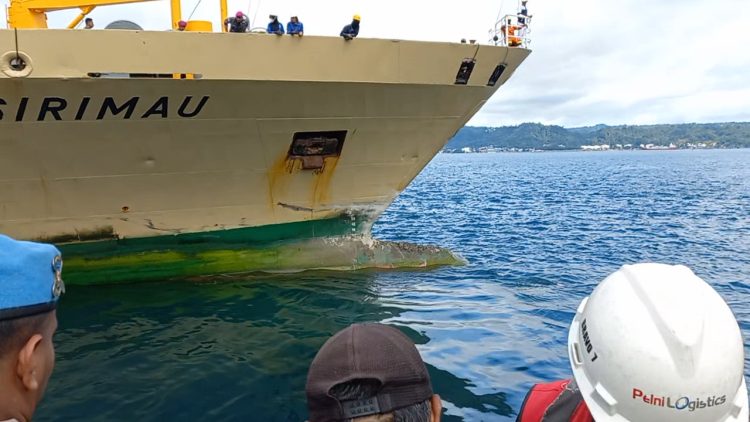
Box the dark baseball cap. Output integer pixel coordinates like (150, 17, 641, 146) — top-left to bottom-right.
(306, 323, 434, 422)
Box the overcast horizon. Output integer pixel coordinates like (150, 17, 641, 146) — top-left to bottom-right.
(11, 0, 749, 128)
(466, 120, 750, 129)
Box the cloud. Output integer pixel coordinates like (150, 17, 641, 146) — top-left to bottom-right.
(470, 0, 750, 127)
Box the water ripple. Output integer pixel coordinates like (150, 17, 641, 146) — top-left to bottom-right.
(38, 150, 750, 421)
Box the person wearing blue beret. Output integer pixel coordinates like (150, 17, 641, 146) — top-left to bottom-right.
(0, 234, 65, 422)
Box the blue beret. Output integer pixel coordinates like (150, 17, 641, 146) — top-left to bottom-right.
(0, 234, 65, 321)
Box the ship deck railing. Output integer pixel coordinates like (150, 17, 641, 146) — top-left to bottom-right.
(489, 14, 531, 48)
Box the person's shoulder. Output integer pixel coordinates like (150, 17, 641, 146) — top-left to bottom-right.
(532, 379, 571, 392)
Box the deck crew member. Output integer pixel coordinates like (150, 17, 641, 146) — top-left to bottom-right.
(306, 323, 442, 421)
(177, 20, 187, 31)
(287, 16, 303, 36)
(0, 235, 65, 422)
(224, 11, 249, 33)
(267, 15, 284, 35)
(340, 14, 360, 40)
(501, 18, 522, 47)
(518, 0, 531, 27)
(517, 263, 749, 422)
(83, 17, 94, 29)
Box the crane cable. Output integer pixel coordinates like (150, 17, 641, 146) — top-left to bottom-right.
(495, 0, 505, 25)
(251, 0, 261, 27)
(14, 28, 19, 63)
(187, 0, 204, 21)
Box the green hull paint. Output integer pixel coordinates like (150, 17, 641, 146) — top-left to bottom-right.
(59, 214, 363, 257)
(58, 215, 464, 285)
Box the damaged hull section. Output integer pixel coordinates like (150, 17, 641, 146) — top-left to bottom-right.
(58, 214, 465, 285)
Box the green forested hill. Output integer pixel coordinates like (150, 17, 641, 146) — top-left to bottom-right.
(446, 122, 750, 151)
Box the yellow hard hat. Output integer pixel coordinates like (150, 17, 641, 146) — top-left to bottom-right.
(353, 14, 361, 21)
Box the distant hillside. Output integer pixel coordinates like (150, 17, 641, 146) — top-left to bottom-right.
(446, 122, 750, 151)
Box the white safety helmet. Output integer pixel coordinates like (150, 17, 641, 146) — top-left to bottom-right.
(568, 263, 748, 422)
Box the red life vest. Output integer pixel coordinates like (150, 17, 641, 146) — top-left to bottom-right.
(517, 379, 594, 422)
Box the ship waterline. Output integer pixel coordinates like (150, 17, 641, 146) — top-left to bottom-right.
(0, 30, 529, 283)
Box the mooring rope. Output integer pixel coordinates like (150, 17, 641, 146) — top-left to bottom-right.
(14, 27, 19, 62)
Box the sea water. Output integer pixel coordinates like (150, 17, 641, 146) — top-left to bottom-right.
(37, 149, 750, 421)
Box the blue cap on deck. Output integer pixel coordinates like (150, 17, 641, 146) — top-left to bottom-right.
(0, 234, 65, 321)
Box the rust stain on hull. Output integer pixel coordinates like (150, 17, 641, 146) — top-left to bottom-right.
(267, 153, 339, 213)
(312, 156, 339, 206)
(267, 154, 299, 211)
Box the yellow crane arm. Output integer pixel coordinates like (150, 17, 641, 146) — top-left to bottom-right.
(66, 5, 95, 28)
(7, 0, 184, 29)
(15, 0, 159, 13)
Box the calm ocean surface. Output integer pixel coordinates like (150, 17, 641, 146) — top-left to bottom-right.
(38, 150, 750, 421)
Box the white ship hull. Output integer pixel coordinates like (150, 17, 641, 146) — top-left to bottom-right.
(0, 30, 529, 283)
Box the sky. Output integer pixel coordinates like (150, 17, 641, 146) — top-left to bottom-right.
(8, 0, 750, 128)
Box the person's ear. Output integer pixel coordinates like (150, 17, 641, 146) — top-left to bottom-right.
(16, 334, 44, 391)
(430, 394, 442, 422)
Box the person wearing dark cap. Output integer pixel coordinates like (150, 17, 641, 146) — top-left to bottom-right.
(518, 0, 532, 27)
(83, 17, 94, 29)
(306, 323, 442, 422)
(267, 15, 284, 35)
(0, 234, 65, 422)
(340, 15, 360, 41)
(224, 11, 249, 33)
